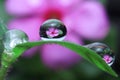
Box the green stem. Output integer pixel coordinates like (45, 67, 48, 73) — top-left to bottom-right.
(0, 65, 9, 80)
(0, 51, 13, 80)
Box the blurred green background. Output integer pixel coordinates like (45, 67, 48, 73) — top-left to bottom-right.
(0, 0, 120, 80)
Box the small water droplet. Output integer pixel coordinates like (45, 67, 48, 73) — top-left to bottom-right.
(85, 42, 115, 66)
(3, 29, 29, 51)
(40, 19, 67, 41)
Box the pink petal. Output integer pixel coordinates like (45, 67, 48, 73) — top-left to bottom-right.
(50, 0, 81, 7)
(52, 29, 59, 36)
(49, 28, 55, 32)
(41, 32, 83, 70)
(54, 29, 59, 33)
(41, 0, 83, 18)
(46, 32, 55, 38)
(104, 55, 109, 58)
(5, 0, 47, 16)
(46, 31, 50, 35)
(53, 33, 59, 37)
(65, 1, 109, 40)
(47, 0, 82, 11)
(7, 17, 42, 41)
(62, 14, 76, 32)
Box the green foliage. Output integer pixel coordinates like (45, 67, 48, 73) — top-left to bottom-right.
(12, 41, 118, 77)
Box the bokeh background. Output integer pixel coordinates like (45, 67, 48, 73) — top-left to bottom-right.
(0, 0, 120, 80)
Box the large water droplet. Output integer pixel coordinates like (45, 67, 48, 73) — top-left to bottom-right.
(85, 42, 115, 66)
(40, 19, 67, 41)
(3, 29, 29, 51)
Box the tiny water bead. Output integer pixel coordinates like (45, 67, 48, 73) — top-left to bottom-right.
(85, 42, 115, 66)
(40, 19, 67, 41)
(3, 29, 29, 51)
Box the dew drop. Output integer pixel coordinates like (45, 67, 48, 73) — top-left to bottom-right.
(3, 29, 29, 51)
(40, 19, 67, 41)
(85, 42, 115, 66)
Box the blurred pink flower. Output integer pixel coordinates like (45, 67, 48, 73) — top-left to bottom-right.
(5, 0, 109, 69)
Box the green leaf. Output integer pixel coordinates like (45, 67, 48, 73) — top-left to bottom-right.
(13, 41, 118, 77)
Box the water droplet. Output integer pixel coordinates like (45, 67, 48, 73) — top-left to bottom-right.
(3, 29, 29, 51)
(85, 42, 115, 66)
(40, 19, 67, 41)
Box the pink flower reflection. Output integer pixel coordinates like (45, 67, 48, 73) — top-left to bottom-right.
(103, 55, 113, 64)
(5, 0, 109, 69)
(46, 28, 59, 38)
